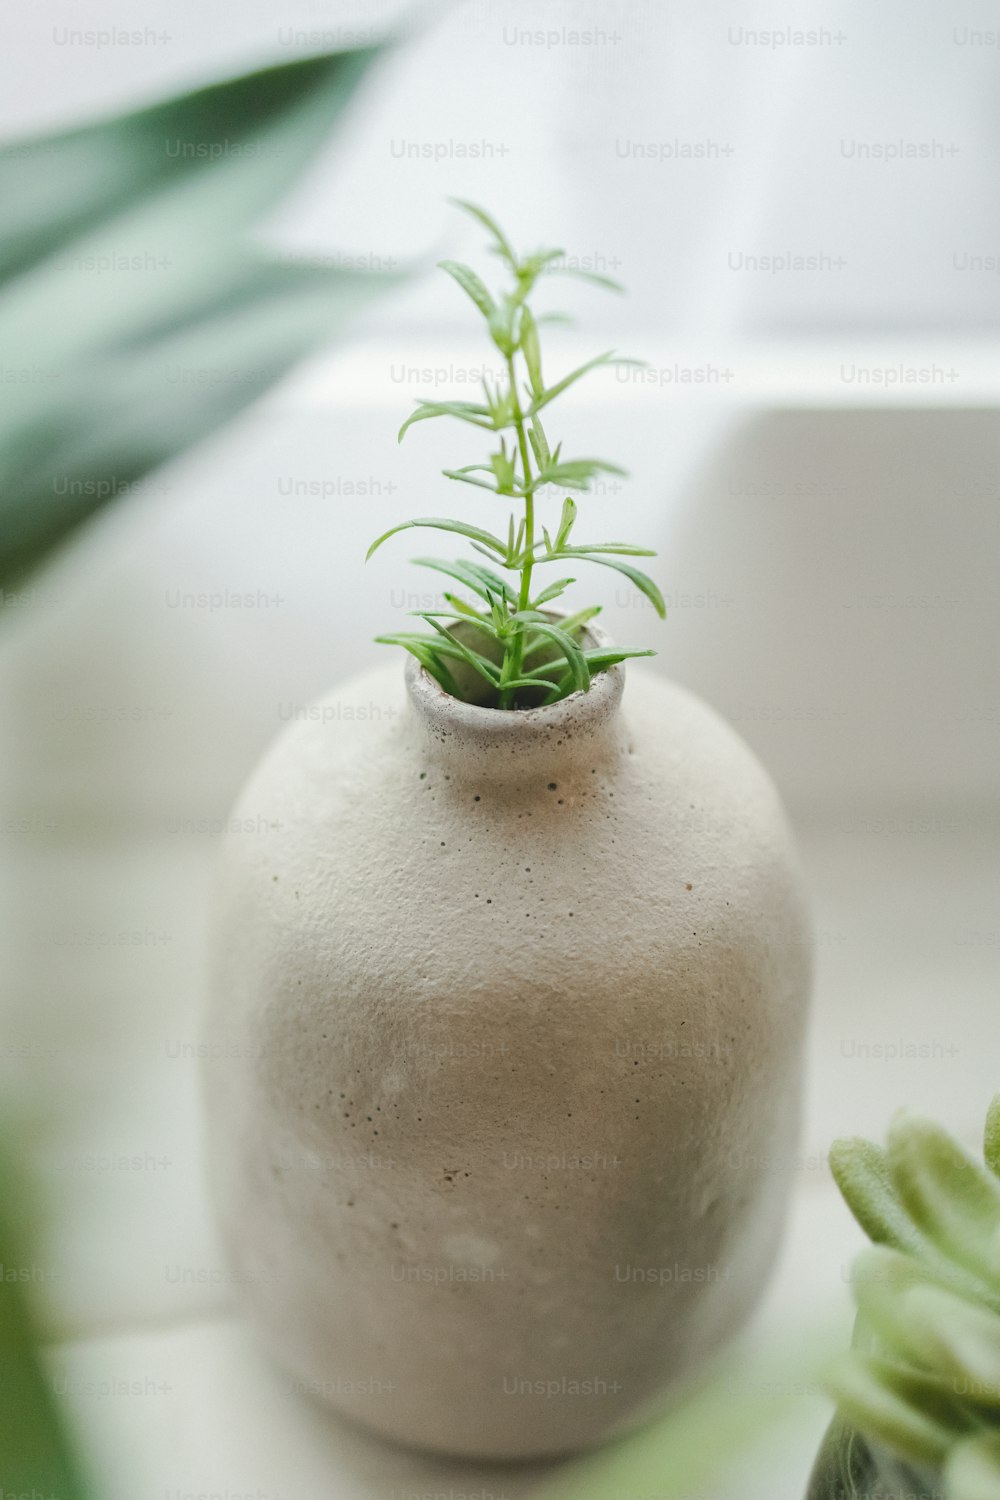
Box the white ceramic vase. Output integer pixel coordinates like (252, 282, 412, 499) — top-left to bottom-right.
(204, 652, 811, 1460)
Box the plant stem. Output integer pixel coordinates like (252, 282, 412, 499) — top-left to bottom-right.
(499, 354, 535, 708)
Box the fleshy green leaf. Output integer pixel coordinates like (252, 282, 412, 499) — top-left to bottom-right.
(946, 1431, 1000, 1500)
(887, 1113, 1000, 1296)
(904, 1283, 1000, 1403)
(832, 1136, 1000, 1313)
(824, 1352, 960, 1469)
(830, 1138, 929, 1254)
(985, 1096, 1000, 1180)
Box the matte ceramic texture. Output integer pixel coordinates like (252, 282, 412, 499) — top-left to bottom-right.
(204, 656, 812, 1460)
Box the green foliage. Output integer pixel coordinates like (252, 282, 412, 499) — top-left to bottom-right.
(368, 200, 663, 709)
(0, 1143, 91, 1499)
(0, 46, 398, 590)
(820, 1098, 1000, 1499)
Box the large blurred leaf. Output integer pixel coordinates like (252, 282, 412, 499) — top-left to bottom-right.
(0, 1144, 90, 1499)
(0, 46, 399, 588)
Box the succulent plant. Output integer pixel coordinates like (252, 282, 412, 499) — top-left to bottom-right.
(808, 1095, 1000, 1500)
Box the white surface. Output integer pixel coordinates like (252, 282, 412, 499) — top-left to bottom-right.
(1, 333, 998, 1489)
(4, 0, 1000, 340)
(4, 0, 999, 1485)
(5, 806, 996, 1495)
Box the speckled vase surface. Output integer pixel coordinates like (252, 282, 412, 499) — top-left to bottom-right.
(203, 653, 812, 1460)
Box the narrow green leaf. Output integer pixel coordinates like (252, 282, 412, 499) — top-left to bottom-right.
(366, 518, 506, 562)
(417, 610, 503, 644)
(489, 441, 517, 494)
(498, 676, 561, 695)
(520, 305, 544, 397)
(398, 400, 493, 441)
(527, 458, 627, 495)
(529, 351, 637, 414)
(547, 265, 626, 292)
(565, 554, 666, 618)
(448, 199, 517, 266)
(412, 556, 513, 605)
(375, 631, 472, 662)
(528, 415, 551, 468)
(531, 577, 575, 608)
(487, 294, 520, 356)
(374, 636, 462, 697)
(525, 622, 590, 694)
(441, 468, 502, 495)
(553, 605, 602, 637)
(442, 593, 487, 621)
(437, 259, 495, 319)
(471, 540, 518, 566)
(555, 496, 577, 548)
(527, 644, 654, 683)
(557, 542, 657, 557)
(418, 617, 501, 686)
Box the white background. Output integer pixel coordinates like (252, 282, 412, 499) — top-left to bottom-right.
(1, 4, 998, 1498)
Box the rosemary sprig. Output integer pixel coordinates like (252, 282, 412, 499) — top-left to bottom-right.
(367, 200, 664, 710)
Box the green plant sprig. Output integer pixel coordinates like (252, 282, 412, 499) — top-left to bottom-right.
(367, 200, 664, 710)
(821, 1095, 1000, 1500)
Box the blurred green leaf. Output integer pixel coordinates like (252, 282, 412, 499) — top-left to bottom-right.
(0, 1146, 91, 1499)
(0, 45, 399, 589)
(946, 1431, 1000, 1500)
(540, 1331, 834, 1500)
(984, 1097, 1000, 1182)
(887, 1113, 1000, 1298)
(437, 259, 495, 319)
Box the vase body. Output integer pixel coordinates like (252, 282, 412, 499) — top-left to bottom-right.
(204, 657, 811, 1459)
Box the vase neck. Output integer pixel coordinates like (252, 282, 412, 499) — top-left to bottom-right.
(403, 657, 628, 787)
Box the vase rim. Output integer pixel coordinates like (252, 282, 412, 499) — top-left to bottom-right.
(403, 620, 626, 760)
